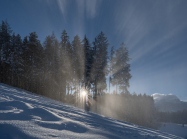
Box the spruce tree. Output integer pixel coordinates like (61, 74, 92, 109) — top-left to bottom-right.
(60, 30, 69, 102)
(43, 32, 60, 99)
(109, 46, 115, 94)
(112, 42, 131, 94)
(72, 35, 84, 99)
(10, 33, 23, 87)
(21, 36, 29, 90)
(27, 32, 43, 93)
(82, 35, 92, 91)
(66, 41, 73, 99)
(92, 31, 109, 97)
(0, 20, 12, 83)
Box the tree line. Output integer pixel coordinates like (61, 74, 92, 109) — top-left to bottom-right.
(1, 20, 160, 129)
(0, 20, 131, 103)
(157, 110, 187, 124)
(93, 92, 159, 129)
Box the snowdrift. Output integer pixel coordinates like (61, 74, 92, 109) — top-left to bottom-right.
(0, 84, 183, 139)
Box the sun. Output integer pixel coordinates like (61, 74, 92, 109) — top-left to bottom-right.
(81, 90, 86, 97)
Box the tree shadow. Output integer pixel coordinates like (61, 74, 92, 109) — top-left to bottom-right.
(0, 124, 36, 139)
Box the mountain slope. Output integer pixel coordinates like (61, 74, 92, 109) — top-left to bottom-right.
(0, 84, 183, 139)
(152, 93, 187, 112)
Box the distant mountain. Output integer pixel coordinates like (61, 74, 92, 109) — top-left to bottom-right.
(152, 93, 187, 112)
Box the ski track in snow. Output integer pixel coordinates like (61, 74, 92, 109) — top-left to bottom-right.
(0, 83, 184, 139)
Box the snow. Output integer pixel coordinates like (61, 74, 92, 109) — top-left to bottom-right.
(0, 84, 183, 139)
(152, 93, 180, 104)
(152, 93, 187, 112)
(159, 123, 187, 139)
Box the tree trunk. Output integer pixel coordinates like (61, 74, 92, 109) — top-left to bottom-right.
(116, 84, 117, 94)
(68, 83, 69, 95)
(0, 58, 1, 83)
(109, 77, 110, 94)
(11, 67, 14, 86)
(3, 63, 5, 83)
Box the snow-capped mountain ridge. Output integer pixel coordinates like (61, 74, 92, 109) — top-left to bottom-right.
(153, 93, 180, 103)
(152, 93, 187, 112)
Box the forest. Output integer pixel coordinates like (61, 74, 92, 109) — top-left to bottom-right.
(158, 110, 187, 125)
(0, 20, 159, 129)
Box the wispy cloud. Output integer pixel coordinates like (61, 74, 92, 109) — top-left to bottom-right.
(114, 1, 187, 64)
(85, 0, 102, 18)
(43, 0, 102, 38)
(76, 0, 102, 19)
(57, 0, 69, 16)
(43, 0, 69, 20)
(72, 0, 102, 37)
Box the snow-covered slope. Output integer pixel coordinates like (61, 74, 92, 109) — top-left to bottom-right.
(152, 93, 187, 112)
(0, 84, 183, 139)
(159, 123, 187, 139)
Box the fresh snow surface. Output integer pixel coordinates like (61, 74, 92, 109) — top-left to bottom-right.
(159, 123, 187, 139)
(0, 84, 183, 139)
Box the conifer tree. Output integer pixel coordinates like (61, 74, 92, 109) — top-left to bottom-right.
(60, 30, 70, 102)
(43, 32, 60, 99)
(53, 38, 61, 100)
(82, 35, 92, 91)
(10, 33, 23, 87)
(21, 36, 30, 90)
(72, 35, 84, 97)
(43, 33, 56, 98)
(109, 46, 115, 94)
(0, 20, 12, 83)
(26, 32, 43, 93)
(92, 31, 109, 97)
(112, 42, 131, 94)
(66, 41, 73, 98)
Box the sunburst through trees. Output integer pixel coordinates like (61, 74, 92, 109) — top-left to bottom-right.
(0, 20, 159, 129)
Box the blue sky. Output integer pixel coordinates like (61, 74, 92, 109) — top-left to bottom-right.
(1, 0, 187, 101)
